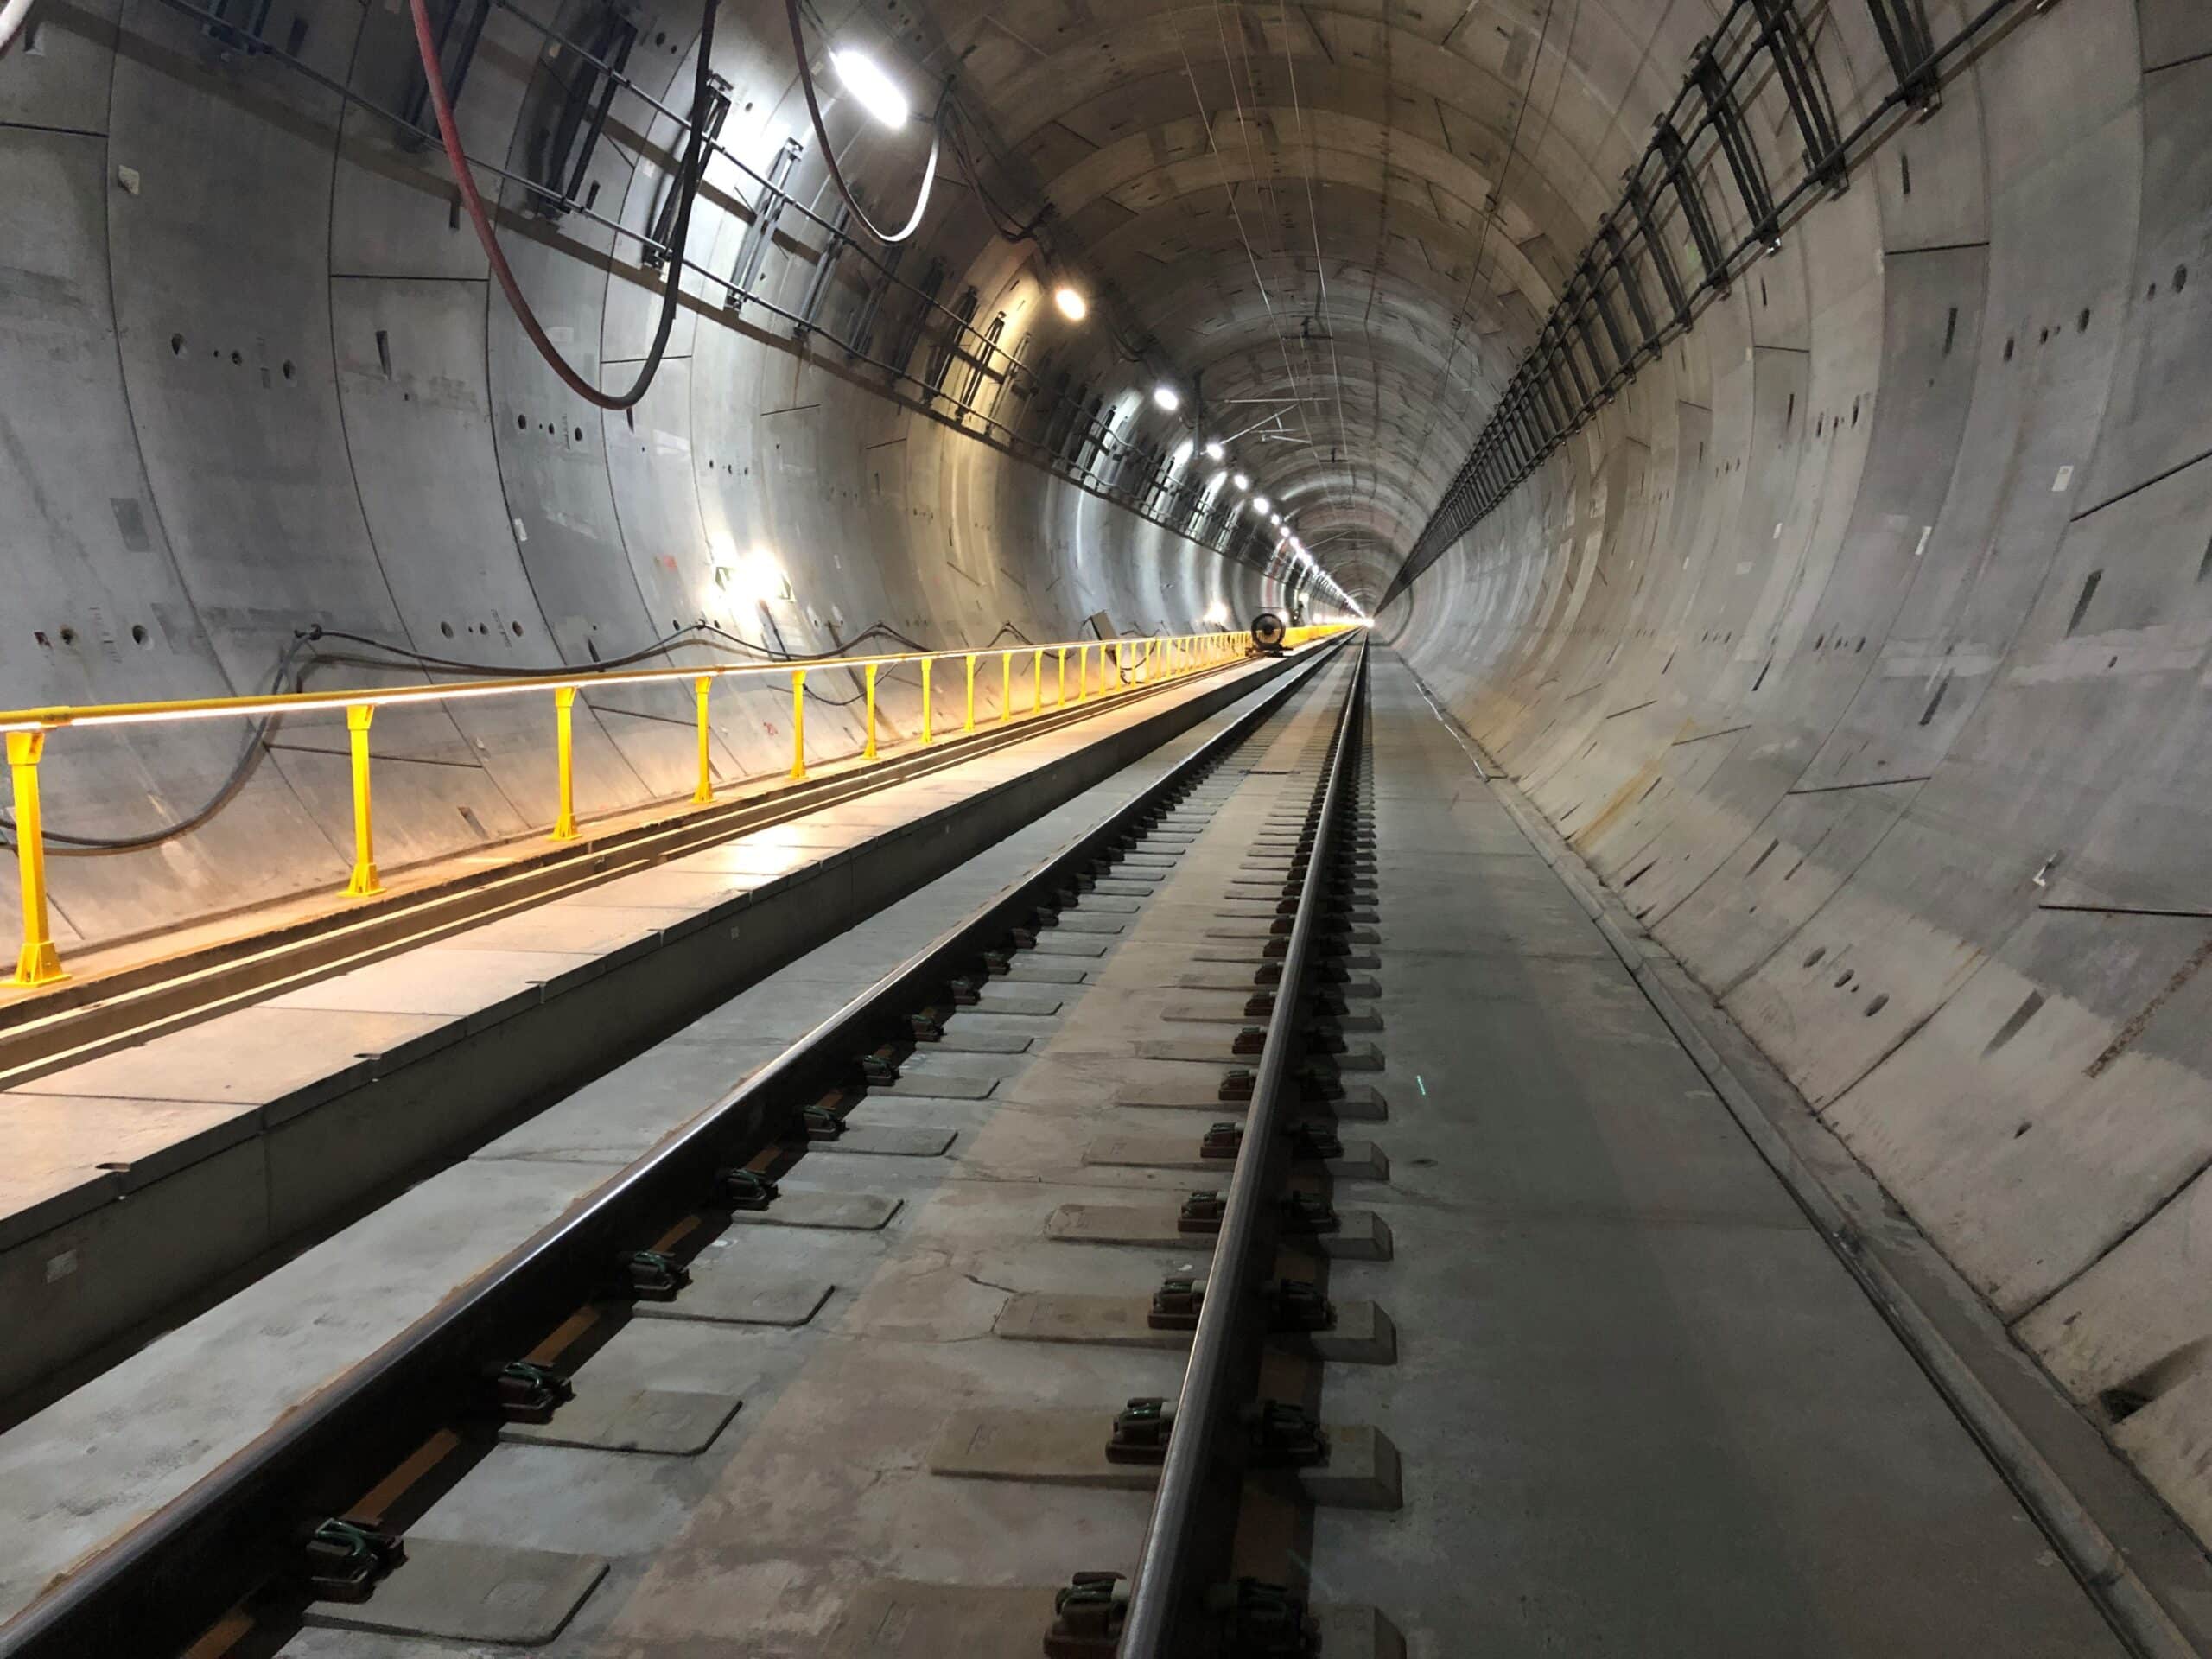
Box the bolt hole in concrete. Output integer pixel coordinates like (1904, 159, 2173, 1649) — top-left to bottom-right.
(1865, 995, 1889, 1017)
(441, 621, 454, 638)
(131, 624, 149, 646)
(169, 333, 183, 355)
(59, 626, 76, 645)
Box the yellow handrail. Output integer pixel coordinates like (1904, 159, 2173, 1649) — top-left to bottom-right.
(2, 622, 1352, 987)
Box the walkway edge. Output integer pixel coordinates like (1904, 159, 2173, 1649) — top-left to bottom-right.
(1401, 661, 2209, 1659)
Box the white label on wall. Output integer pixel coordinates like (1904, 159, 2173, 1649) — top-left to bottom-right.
(2052, 466, 2075, 492)
(1914, 525, 1933, 558)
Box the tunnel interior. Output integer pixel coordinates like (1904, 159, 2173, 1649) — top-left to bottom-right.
(4, 0, 2212, 1597)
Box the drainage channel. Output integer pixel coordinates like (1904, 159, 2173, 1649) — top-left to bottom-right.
(0, 639, 1369, 1659)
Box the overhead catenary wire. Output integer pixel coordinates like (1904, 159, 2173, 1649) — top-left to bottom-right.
(408, 0, 721, 409)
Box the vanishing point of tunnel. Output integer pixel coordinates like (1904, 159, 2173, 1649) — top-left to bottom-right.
(3, 0, 2211, 1654)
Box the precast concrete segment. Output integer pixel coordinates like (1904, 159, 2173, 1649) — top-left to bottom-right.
(1380, 2, 2212, 1566)
(0, 651, 1302, 1415)
(0, 0, 1282, 954)
(0, 658, 1336, 1630)
(1300, 658, 2129, 1657)
(253, 656, 1369, 1656)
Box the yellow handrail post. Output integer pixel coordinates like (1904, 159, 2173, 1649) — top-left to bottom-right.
(963, 653, 979, 732)
(7, 729, 66, 987)
(919, 658, 935, 746)
(551, 686, 580, 841)
(999, 653, 1012, 724)
(1032, 649, 1045, 715)
(1077, 645, 1089, 702)
(1056, 647, 1067, 707)
(863, 663, 880, 760)
(344, 705, 382, 897)
(790, 669, 807, 780)
(692, 676, 715, 804)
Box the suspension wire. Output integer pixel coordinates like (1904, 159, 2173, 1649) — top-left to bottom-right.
(409, 0, 721, 409)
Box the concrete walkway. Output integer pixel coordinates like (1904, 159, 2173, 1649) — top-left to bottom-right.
(1303, 652, 2124, 1655)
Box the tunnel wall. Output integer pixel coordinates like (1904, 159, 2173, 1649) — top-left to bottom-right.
(1386, 0, 2212, 1548)
(0, 0, 1264, 955)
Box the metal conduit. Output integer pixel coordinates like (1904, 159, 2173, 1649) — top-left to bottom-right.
(1118, 635, 1369, 1653)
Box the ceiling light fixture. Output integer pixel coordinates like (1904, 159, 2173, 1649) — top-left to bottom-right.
(1204, 440, 1225, 461)
(1232, 473, 1250, 491)
(1053, 285, 1089, 322)
(1252, 495, 1272, 513)
(830, 48, 910, 129)
(1152, 385, 1181, 412)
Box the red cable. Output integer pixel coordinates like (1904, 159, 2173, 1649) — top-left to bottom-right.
(407, 0, 716, 410)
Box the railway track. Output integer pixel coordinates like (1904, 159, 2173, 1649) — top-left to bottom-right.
(0, 636, 1391, 1659)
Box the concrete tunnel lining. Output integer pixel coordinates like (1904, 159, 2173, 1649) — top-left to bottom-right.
(3, 0, 2212, 1606)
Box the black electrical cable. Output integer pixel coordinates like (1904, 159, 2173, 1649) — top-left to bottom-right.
(0, 632, 323, 855)
(785, 0, 944, 245)
(940, 100, 1050, 243)
(0, 618, 1042, 854)
(410, 0, 720, 409)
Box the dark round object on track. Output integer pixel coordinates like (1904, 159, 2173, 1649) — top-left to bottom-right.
(1249, 612, 1287, 650)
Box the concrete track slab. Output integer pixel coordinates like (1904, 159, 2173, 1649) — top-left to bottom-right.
(1300, 656, 2128, 1658)
(0, 658, 1332, 1628)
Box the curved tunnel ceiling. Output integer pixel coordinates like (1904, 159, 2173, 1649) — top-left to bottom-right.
(923, 0, 1658, 594)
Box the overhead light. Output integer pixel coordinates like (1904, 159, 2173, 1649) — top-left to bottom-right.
(1232, 473, 1250, 491)
(716, 547, 789, 607)
(1204, 440, 1225, 461)
(1203, 602, 1230, 626)
(1252, 495, 1272, 513)
(830, 48, 910, 129)
(1152, 385, 1181, 412)
(1053, 284, 1088, 321)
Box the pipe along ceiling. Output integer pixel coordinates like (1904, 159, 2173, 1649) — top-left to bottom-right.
(5, 0, 2212, 1562)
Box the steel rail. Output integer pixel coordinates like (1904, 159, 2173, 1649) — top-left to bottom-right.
(0, 636, 1351, 1659)
(1119, 633, 1370, 1653)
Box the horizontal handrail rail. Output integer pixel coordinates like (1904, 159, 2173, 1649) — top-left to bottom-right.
(5, 625, 1352, 988)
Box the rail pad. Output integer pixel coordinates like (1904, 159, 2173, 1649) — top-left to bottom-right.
(1083, 1133, 1388, 1180)
(631, 1269, 834, 1327)
(1045, 1203, 1393, 1260)
(724, 1192, 901, 1230)
(819, 1580, 1406, 1659)
(499, 1384, 742, 1455)
(300, 1539, 608, 1645)
(926, 1408, 1402, 1509)
(994, 1291, 1395, 1364)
